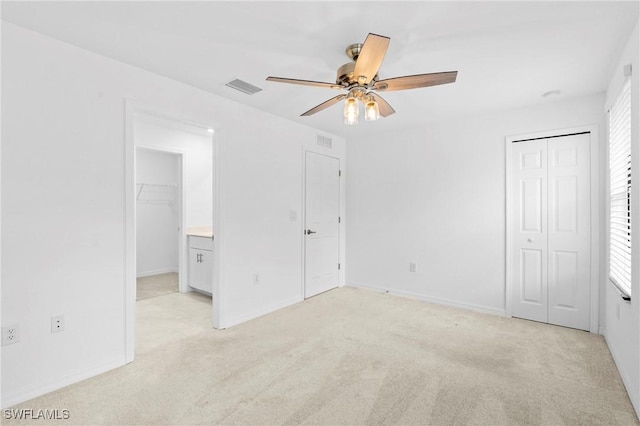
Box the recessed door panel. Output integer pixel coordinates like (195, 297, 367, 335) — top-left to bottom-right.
(552, 146, 578, 167)
(521, 150, 543, 169)
(551, 250, 578, 309)
(521, 178, 543, 233)
(552, 176, 578, 233)
(521, 249, 543, 303)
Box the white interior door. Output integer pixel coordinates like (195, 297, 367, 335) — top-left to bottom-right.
(304, 152, 340, 298)
(512, 139, 549, 323)
(547, 133, 591, 330)
(511, 133, 591, 330)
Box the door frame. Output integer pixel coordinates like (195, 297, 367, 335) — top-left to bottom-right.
(505, 124, 600, 333)
(301, 149, 342, 299)
(124, 100, 222, 363)
(135, 146, 187, 292)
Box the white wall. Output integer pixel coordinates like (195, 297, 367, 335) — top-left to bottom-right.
(1, 23, 345, 407)
(346, 93, 605, 315)
(604, 19, 640, 416)
(218, 117, 348, 327)
(135, 149, 180, 276)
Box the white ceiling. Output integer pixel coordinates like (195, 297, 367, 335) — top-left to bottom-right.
(2, 1, 638, 138)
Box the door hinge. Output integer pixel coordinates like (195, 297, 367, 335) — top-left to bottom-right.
(338, 216, 341, 223)
(339, 170, 342, 177)
(338, 263, 341, 270)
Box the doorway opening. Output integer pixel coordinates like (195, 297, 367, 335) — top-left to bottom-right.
(135, 148, 182, 301)
(125, 105, 217, 361)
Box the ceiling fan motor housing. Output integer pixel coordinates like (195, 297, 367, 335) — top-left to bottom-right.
(337, 42, 379, 86)
(336, 62, 356, 85)
(336, 61, 378, 86)
(345, 43, 363, 60)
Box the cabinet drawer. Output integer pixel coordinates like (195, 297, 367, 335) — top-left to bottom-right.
(189, 236, 213, 251)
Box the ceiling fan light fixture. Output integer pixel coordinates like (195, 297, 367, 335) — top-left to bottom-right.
(343, 95, 359, 125)
(364, 95, 380, 121)
(265, 32, 458, 125)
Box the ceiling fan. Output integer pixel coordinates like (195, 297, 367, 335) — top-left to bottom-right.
(266, 33, 458, 125)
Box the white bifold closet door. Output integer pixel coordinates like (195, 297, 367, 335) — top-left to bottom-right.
(511, 133, 590, 330)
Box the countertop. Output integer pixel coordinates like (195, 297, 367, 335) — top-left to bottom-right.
(186, 226, 213, 238)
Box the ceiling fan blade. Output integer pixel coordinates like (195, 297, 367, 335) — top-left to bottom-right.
(373, 71, 458, 91)
(353, 33, 390, 85)
(266, 77, 343, 90)
(370, 93, 396, 117)
(301, 94, 347, 116)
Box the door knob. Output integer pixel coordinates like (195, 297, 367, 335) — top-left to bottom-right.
(306, 229, 317, 235)
(528, 238, 533, 243)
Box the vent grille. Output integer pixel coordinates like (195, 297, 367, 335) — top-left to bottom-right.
(317, 135, 333, 149)
(225, 79, 262, 95)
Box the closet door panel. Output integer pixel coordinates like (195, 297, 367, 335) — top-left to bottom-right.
(512, 139, 548, 323)
(547, 133, 590, 330)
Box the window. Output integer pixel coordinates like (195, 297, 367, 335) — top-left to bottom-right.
(609, 77, 632, 296)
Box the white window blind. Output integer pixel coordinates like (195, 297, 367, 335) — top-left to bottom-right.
(609, 77, 632, 296)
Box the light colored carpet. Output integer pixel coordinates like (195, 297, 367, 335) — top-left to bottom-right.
(5, 287, 639, 425)
(136, 272, 178, 301)
(137, 290, 212, 354)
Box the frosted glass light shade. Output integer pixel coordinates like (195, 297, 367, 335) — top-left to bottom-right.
(344, 115, 358, 125)
(343, 96, 359, 125)
(364, 98, 380, 121)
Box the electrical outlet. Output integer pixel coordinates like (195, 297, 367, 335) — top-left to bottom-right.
(409, 262, 417, 273)
(51, 315, 65, 334)
(253, 273, 260, 286)
(2, 324, 20, 346)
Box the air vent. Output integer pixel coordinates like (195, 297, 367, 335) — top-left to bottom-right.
(317, 135, 333, 149)
(225, 79, 262, 95)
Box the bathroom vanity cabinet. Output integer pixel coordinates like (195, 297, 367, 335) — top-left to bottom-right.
(188, 234, 213, 295)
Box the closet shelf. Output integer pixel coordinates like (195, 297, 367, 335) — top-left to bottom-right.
(136, 182, 178, 204)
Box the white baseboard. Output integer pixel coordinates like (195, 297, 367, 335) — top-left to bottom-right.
(221, 296, 303, 329)
(2, 358, 125, 409)
(136, 267, 178, 278)
(346, 281, 506, 317)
